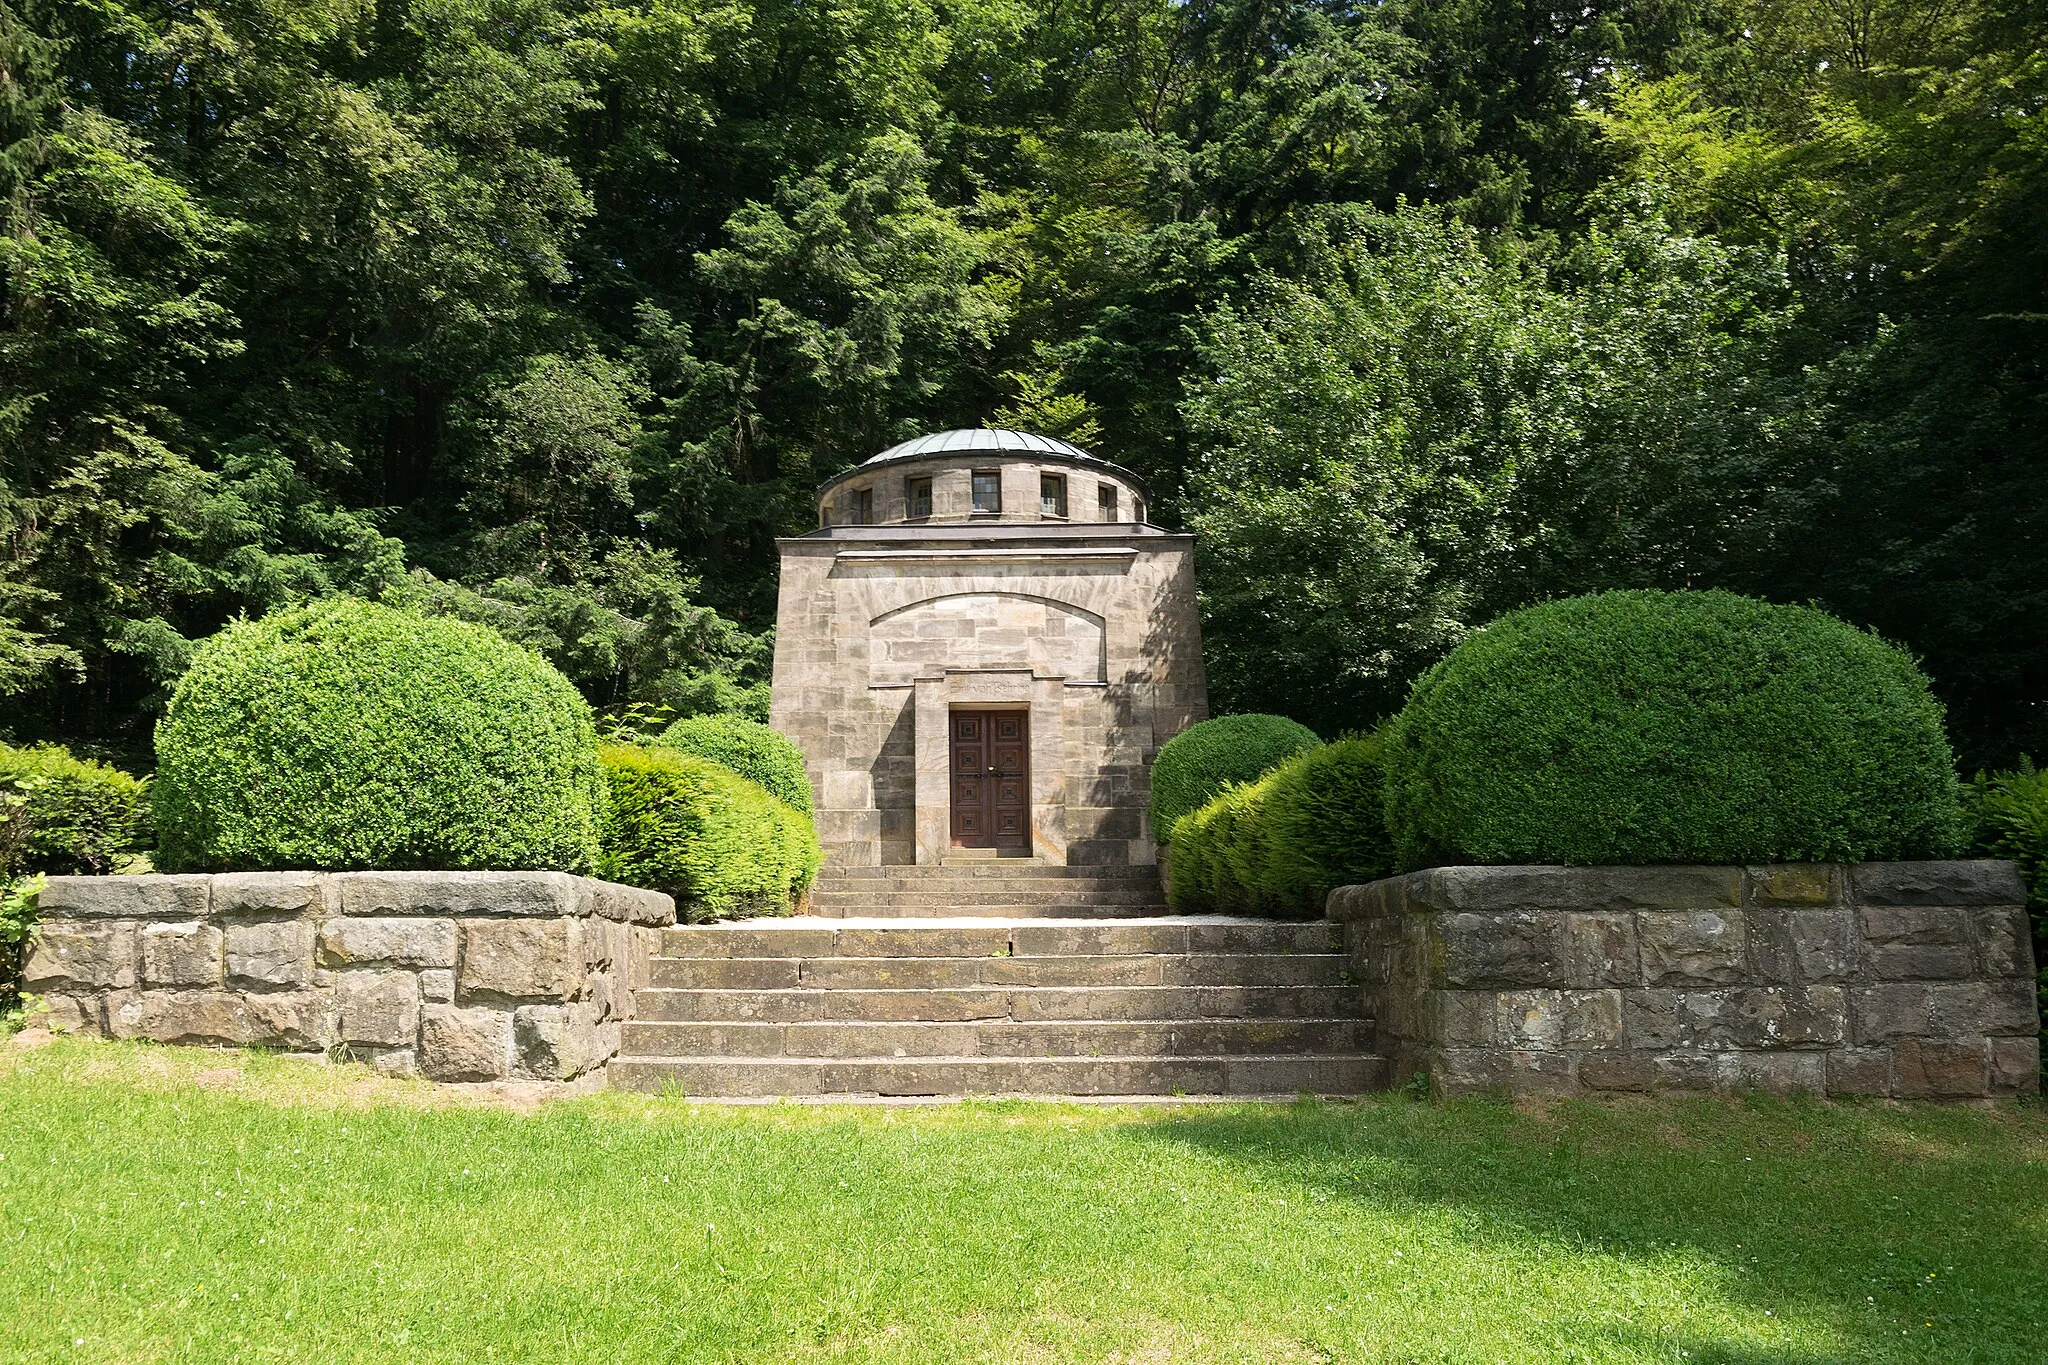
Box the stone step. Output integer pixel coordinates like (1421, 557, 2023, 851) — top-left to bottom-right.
(658, 918, 1343, 958)
(808, 887, 1162, 904)
(648, 952, 1349, 991)
(633, 983, 1360, 1024)
(622, 1017, 1368, 1059)
(607, 1053, 1386, 1097)
(807, 900, 1171, 920)
(822, 865, 1161, 880)
(809, 894, 1159, 907)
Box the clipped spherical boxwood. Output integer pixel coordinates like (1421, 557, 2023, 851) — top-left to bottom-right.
(658, 714, 813, 814)
(1150, 713, 1321, 842)
(1258, 736, 1394, 911)
(152, 599, 605, 872)
(1382, 589, 1964, 870)
(597, 743, 821, 920)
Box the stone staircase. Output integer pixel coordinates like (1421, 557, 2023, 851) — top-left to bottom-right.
(803, 864, 1167, 918)
(610, 912, 1385, 1098)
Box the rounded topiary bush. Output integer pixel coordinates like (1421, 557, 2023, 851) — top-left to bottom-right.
(597, 743, 821, 920)
(1381, 589, 1965, 870)
(153, 599, 605, 872)
(657, 715, 813, 813)
(1150, 713, 1321, 842)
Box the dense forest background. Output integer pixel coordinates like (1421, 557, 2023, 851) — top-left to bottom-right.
(1, 0, 2042, 770)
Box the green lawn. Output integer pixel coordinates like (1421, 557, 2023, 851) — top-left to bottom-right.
(2, 1038, 2043, 1363)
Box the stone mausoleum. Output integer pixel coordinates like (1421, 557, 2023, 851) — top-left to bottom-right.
(769, 429, 1208, 869)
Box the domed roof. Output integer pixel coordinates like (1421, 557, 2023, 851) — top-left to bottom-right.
(824, 427, 1146, 495)
(865, 428, 1098, 464)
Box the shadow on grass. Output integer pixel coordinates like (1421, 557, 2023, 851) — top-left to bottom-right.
(1123, 1093, 2048, 1364)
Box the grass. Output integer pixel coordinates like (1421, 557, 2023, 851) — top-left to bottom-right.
(1, 1037, 2044, 1363)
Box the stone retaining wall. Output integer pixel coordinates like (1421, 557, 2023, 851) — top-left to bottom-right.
(1328, 861, 2039, 1099)
(24, 872, 674, 1082)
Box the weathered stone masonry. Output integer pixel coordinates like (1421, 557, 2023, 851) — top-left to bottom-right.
(1330, 860, 2040, 1098)
(25, 872, 674, 1082)
(771, 429, 1208, 871)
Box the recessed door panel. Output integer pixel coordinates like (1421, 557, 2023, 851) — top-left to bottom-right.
(948, 709, 1030, 850)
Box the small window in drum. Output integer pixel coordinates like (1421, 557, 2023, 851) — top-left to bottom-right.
(1040, 473, 1067, 518)
(1133, 497, 1146, 524)
(905, 475, 933, 519)
(1097, 484, 1118, 520)
(971, 470, 1002, 514)
(851, 487, 872, 525)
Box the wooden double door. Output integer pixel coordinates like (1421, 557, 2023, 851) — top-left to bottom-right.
(949, 710, 1030, 850)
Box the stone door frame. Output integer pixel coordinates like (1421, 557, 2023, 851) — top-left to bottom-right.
(914, 669, 1066, 865)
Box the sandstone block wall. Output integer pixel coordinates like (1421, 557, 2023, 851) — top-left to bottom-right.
(1328, 861, 2039, 1099)
(25, 872, 674, 1082)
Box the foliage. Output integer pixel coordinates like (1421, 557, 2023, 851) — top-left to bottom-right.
(1149, 714, 1320, 844)
(1965, 760, 2048, 1078)
(1382, 590, 1964, 871)
(1167, 736, 1392, 917)
(0, 742, 151, 878)
(657, 716, 814, 815)
(1258, 737, 1395, 908)
(0, 873, 44, 1013)
(596, 743, 819, 921)
(0, 0, 2043, 774)
(1969, 762, 2048, 909)
(1166, 780, 1270, 915)
(1184, 200, 1804, 734)
(152, 598, 605, 873)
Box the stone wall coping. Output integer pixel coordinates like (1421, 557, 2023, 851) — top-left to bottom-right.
(1328, 860, 2026, 921)
(36, 871, 676, 926)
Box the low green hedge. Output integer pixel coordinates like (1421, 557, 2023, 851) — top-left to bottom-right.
(1382, 589, 1964, 869)
(0, 742, 152, 878)
(597, 743, 821, 921)
(1259, 737, 1396, 907)
(1167, 737, 1394, 917)
(152, 598, 606, 872)
(1150, 713, 1321, 843)
(658, 715, 813, 814)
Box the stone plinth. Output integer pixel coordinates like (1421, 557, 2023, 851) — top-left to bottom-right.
(25, 872, 674, 1081)
(1328, 861, 2039, 1099)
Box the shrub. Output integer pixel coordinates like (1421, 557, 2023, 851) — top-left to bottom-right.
(1164, 817, 1213, 910)
(152, 598, 606, 872)
(1, 873, 43, 1014)
(1382, 590, 1964, 870)
(0, 743, 151, 877)
(1966, 761, 2048, 1082)
(596, 743, 821, 920)
(657, 715, 813, 813)
(1259, 736, 1395, 908)
(1967, 761, 2048, 907)
(1166, 736, 1394, 917)
(1150, 713, 1321, 842)
(1167, 779, 1267, 914)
